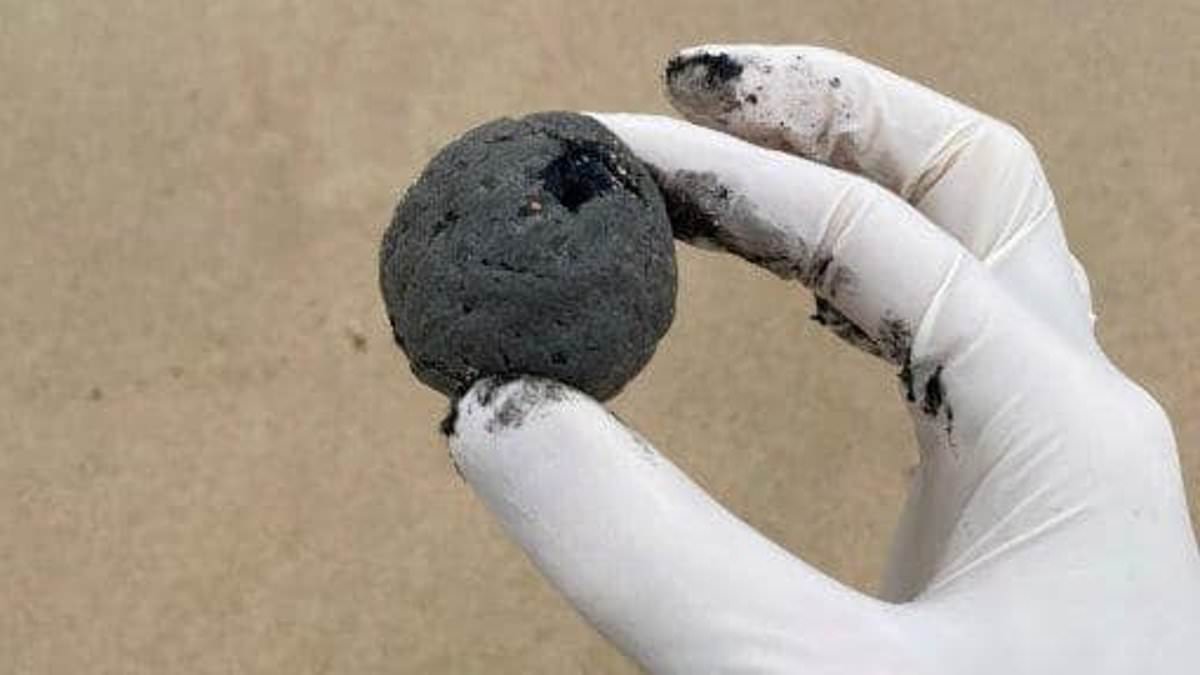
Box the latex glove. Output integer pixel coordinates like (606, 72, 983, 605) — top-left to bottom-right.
(442, 45, 1200, 674)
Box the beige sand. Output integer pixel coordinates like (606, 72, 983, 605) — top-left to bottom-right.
(3, 2, 1197, 673)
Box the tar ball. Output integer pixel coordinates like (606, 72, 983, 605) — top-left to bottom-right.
(380, 112, 677, 400)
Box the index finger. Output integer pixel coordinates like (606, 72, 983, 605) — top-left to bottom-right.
(664, 45, 1050, 258)
(665, 44, 1097, 350)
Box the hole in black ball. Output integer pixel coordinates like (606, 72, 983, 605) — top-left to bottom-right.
(539, 141, 617, 212)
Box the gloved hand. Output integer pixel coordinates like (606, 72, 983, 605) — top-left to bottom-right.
(442, 45, 1200, 674)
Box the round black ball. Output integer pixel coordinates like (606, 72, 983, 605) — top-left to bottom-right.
(380, 112, 676, 400)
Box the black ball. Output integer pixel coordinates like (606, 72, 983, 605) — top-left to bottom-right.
(380, 112, 676, 400)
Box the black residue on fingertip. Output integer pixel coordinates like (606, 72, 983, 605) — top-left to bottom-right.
(903, 360, 953, 436)
(829, 76, 842, 89)
(922, 365, 945, 417)
(892, 325, 919, 404)
(666, 52, 744, 87)
(811, 296, 884, 358)
(664, 52, 746, 115)
(877, 316, 914, 367)
(746, 93, 758, 104)
(473, 375, 516, 407)
(648, 166, 818, 280)
(664, 55, 687, 81)
(485, 379, 569, 433)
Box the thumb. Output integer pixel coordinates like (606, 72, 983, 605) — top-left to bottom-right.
(445, 377, 917, 673)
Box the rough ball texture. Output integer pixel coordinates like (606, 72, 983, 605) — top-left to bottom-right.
(380, 112, 676, 400)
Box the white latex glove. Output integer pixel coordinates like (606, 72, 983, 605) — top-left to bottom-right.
(442, 45, 1200, 674)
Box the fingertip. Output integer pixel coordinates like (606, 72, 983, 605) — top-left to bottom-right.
(585, 112, 749, 185)
(447, 376, 608, 479)
(665, 43, 755, 72)
(663, 46, 749, 125)
(449, 375, 574, 436)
